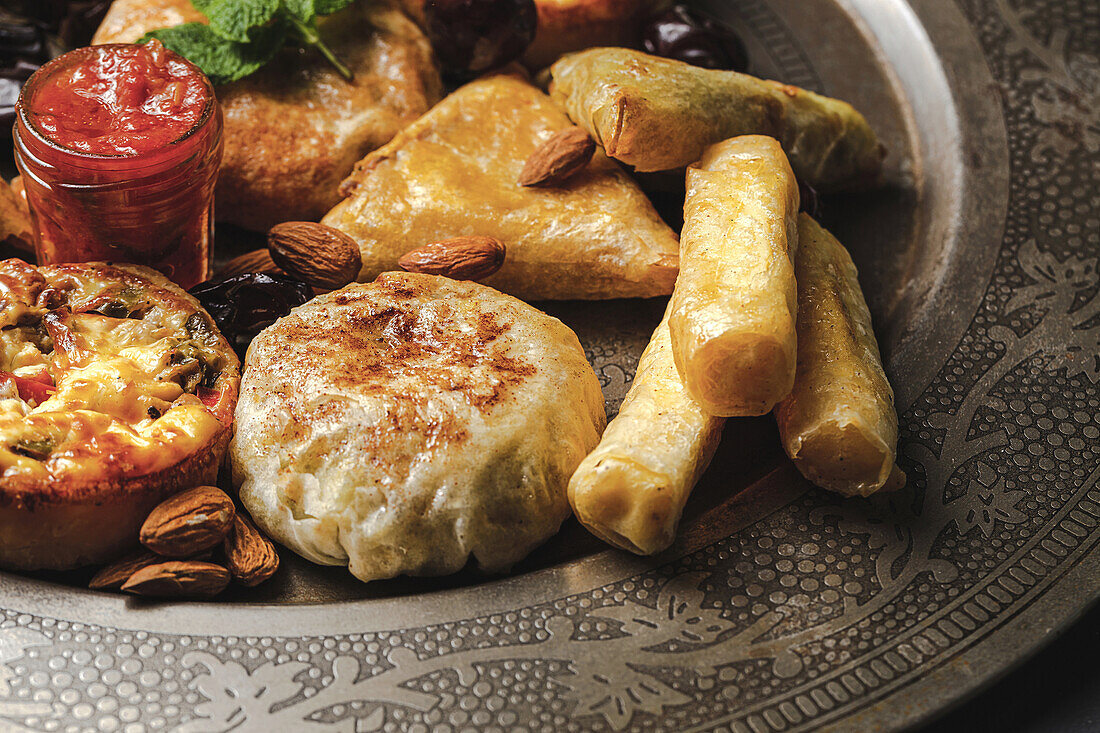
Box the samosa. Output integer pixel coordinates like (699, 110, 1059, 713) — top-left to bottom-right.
(324, 73, 680, 300)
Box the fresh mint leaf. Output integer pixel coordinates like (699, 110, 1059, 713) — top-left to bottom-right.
(141, 0, 355, 85)
(281, 0, 353, 19)
(281, 0, 315, 22)
(143, 20, 288, 85)
(312, 0, 356, 15)
(191, 0, 281, 43)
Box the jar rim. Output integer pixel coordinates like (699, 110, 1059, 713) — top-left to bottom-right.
(16, 42, 219, 164)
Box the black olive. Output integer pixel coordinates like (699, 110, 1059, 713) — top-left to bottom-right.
(189, 273, 313, 353)
(641, 5, 750, 72)
(423, 0, 537, 81)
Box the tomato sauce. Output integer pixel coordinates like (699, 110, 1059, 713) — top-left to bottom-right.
(14, 41, 222, 288)
(28, 41, 209, 156)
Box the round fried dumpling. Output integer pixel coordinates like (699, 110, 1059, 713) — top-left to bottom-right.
(231, 273, 606, 582)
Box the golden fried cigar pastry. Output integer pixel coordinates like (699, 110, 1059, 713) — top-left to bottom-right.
(549, 47, 884, 189)
(94, 0, 443, 231)
(668, 136, 800, 417)
(568, 303, 724, 555)
(324, 73, 680, 300)
(774, 214, 898, 496)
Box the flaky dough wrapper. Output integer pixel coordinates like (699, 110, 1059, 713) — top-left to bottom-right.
(549, 48, 884, 189)
(323, 73, 679, 301)
(669, 136, 800, 417)
(774, 214, 899, 496)
(567, 303, 725, 555)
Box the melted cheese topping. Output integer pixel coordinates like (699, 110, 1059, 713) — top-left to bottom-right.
(0, 261, 233, 484)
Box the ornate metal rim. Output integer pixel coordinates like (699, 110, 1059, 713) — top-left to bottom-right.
(0, 0, 1096, 730)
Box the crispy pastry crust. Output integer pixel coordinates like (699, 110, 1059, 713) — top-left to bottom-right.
(93, 0, 443, 231)
(568, 301, 724, 555)
(549, 47, 885, 189)
(324, 73, 680, 300)
(0, 261, 239, 570)
(668, 136, 800, 417)
(0, 431, 229, 570)
(522, 0, 659, 69)
(774, 215, 899, 496)
(232, 273, 606, 582)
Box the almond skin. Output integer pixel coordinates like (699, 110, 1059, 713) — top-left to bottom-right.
(267, 221, 362, 289)
(518, 127, 596, 187)
(121, 560, 230, 599)
(217, 249, 285, 279)
(397, 236, 506, 281)
(224, 514, 280, 587)
(89, 550, 162, 591)
(140, 486, 236, 558)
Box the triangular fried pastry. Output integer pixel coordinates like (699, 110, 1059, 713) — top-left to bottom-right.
(323, 74, 680, 300)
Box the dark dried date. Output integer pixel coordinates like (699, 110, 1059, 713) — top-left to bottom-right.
(641, 5, 749, 72)
(189, 273, 312, 352)
(423, 0, 537, 80)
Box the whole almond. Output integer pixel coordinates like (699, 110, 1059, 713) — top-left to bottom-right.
(121, 560, 230, 598)
(217, 249, 285, 279)
(89, 550, 162, 591)
(140, 486, 236, 558)
(224, 514, 280, 586)
(268, 222, 362, 289)
(398, 236, 506, 281)
(518, 127, 596, 187)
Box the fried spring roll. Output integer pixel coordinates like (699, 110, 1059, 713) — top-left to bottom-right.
(774, 214, 899, 496)
(567, 303, 725, 555)
(549, 48, 884, 189)
(668, 136, 800, 417)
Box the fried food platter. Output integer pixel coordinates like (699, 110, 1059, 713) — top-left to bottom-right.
(0, 0, 1097, 730)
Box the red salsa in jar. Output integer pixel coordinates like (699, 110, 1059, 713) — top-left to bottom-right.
(14, 41, 221, 288)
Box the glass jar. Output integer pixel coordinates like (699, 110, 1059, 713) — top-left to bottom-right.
(13, 43, 222, 288)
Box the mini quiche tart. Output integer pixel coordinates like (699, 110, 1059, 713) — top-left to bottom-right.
(0, 259, 240, 570)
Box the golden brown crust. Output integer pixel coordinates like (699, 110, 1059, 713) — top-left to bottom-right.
(94, 0, 443, 230)
(550, 48, 884, 188)
(92, 0, 206, 42)
(774, 215, 897, 497)
(522, 0, 657, 69)
(324, 73, 680, 300)
(0, 260, 240, 569)
(0, 430, 228, 570)
(668, 136, 800, 416)
(232, 273, 606, 582)
(568, 301, 724, 556)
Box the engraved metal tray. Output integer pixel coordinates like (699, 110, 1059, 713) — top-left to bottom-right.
(2, 0, 1098, 730)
